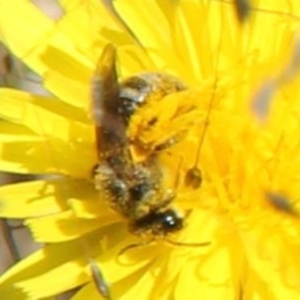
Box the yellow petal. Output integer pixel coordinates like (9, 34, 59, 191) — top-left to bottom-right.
(0, 243, 89, 299)
(0, 121, 42, 142)
(25, 210, 118, 243)
(114, 0, 183, 75)
(0, 0, 54, 76)
(0, 89, 90, 139)
(15, 258, 88, 299)
(0, 89, 97, 176)
(0, 179, 95, 218)
(0, 180, 64, 218)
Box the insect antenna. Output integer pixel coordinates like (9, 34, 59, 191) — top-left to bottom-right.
(117, 235, 211, 264)
(164, 238, 211, 248)
(117, 239, 154, 265)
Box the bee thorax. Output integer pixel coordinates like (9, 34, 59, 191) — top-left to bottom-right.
(119, 72, 186, 121)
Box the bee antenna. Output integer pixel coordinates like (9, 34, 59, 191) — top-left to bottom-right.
(117, 237, 210, 265)
(165, 238, 211, 248)
(117, 239, 154, 265)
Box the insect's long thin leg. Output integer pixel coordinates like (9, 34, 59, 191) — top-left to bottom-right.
(185, 21, 222, 190)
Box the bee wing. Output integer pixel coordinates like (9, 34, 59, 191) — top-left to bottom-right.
(92, 43, 119, 126)
(91, 44, 127, 155)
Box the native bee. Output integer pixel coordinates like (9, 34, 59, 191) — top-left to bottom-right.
(92, 44, 188, 238)
(89, 44, 210, 299)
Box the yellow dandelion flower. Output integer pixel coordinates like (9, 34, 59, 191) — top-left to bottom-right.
(1, 0, 300, 299)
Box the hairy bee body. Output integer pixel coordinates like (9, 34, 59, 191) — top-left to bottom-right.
(92, 44, 186, 237)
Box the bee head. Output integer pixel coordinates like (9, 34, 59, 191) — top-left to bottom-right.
(130, 209, 184, 236)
